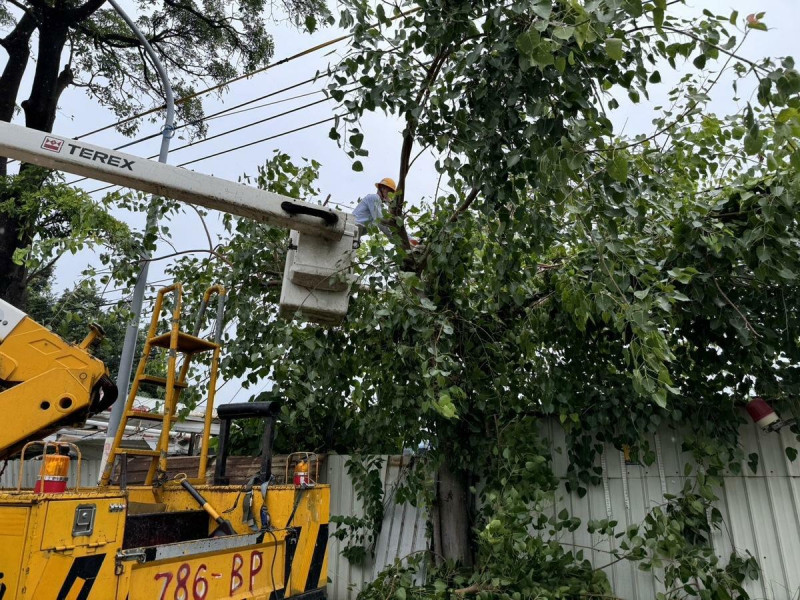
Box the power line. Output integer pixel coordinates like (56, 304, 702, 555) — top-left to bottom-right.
(158, 95, 333, 157)
(179, 115, 338, 167)
(205, 87, 324, 123)
(65, 77, 332, 185)
(85, 114, 338, 194)
(75, 35, 351, 141)
(71, 6, 422, 141)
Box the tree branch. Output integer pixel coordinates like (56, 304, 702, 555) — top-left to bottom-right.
(453, 583, 499, 596)
(712, 276, 761, 338)
(392, 44, 452, 251)
(69, 0, 108, 25)
(142, 248, 233, 267)
(1, 9, 38, 52)
(414, 186, 479, 272)
(162, 0, 238, 35)
(1, 0, 39, 29)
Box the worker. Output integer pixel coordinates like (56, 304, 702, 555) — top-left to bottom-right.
(353, 177, 396, 236)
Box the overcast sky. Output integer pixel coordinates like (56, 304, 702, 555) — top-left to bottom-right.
(7, 0, 798, 403)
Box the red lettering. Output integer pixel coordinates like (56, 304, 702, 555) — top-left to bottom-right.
(249, 550, 263, 592)
(230, 554, 244, 595)
(175, 563, 190, 600)
(154, 572, 173, 600)
(193, 564, 208, 600)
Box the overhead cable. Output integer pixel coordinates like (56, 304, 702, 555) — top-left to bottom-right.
(68, 90, 338, 186)
(68, 7, 421, 141)
(85, 114, 337, 194)
(177, 115, 337, 167)
(112, 74, 326, 153)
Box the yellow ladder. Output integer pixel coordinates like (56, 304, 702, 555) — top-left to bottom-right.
(100, 283, 225, 486)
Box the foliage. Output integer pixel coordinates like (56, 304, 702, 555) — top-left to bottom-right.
(0, 168, 134, 289)
(330, 455, 386, 564)
(168, 0, 800, 597)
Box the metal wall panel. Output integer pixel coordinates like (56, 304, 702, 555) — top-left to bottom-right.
(324, 422, 800, 600)
(325, 454, 428, 600)
(0, 456, 100, 489)
(538, 421, 800, 600)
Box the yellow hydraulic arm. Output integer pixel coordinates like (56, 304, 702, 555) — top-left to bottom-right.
(0, 298, 117, 458)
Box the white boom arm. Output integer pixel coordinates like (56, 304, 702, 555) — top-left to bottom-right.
(0, 121, 356, 323)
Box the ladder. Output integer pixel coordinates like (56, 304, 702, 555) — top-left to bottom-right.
(100, 283, 226, 486)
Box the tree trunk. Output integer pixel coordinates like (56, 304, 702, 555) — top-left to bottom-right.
(0, 12, 37, 175)
(0, 15, 70, 308)
(22, 17, 70, 133)
(432, 461, 474, 567)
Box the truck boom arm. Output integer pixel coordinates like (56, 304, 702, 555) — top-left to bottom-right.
(0, 300, 118, 459)
(0, 121, 345, 239)
(0, 121, 358, 324)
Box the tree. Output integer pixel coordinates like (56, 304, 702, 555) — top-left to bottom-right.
(0, 0, 328, 308)
(170, 1, 800, 597)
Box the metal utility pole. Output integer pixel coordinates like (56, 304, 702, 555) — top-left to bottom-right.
(100, 0, 175, 478)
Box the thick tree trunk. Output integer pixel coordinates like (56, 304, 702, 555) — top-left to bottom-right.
(431, 461, 474, 567)
(22, 18, 70, 132)
(0, 12, 37, 175)
(0, 15, 70, 308)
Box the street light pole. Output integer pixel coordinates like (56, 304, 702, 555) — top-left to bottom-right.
(99, 0, 175, 478)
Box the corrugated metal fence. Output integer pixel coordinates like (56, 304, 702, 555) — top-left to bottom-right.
(538, 421, 800, 600)
(324, 423, 800, 600)
(2, 422, 798, 599)
(325, 455, 428, 600)
(0, 453, 100, 488)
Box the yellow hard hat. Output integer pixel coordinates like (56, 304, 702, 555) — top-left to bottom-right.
(375, 177, 397, 192)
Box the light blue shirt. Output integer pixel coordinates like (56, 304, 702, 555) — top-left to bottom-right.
(353, 193, 383, 227)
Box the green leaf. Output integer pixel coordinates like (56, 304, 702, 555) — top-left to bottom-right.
(553, 26, 575, 40)
(607, 153, 629, 182)
(349, 132, 364, 149)
(515, 30, 540, 56)
(352, 160, 364, 172)
(693, 54, 706, 69)
(532, 1, 552, 20)
(531, 43, 555, 68)
(605, 38, 624, 61)
(743, 132, 763, 155)
(786, 447, 798, 462)
(653, 8, 664, 30)
(748, 453, 759, 474)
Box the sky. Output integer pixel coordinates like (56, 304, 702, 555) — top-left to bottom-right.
(5, 0, 800, 404)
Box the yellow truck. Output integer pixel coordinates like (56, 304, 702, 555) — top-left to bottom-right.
(0, 284, 330, 600)
(0, 122, 360, 599)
